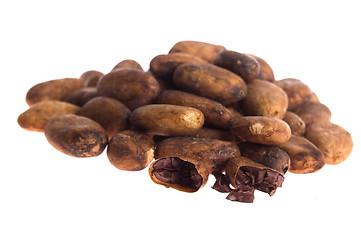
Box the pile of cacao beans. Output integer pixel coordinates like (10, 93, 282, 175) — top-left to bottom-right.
(18, 40, 353, 203)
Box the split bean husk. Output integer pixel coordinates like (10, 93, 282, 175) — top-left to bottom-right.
(225, 156, 285, 203)
(237, 142, 290, 175)
(149, 137, 240, 192)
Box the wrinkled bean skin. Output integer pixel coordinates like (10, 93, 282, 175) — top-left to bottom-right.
(249, 54, 275, 82)
(149, 53, 207, 80)
(62, 87, 98, 106)
(291, 101, 331, 125)
(240, 80, 288, 119)
(277, 135, 325, 174)
(107, 130, 154, 171)
(173, 62, 247, 105)
(274, 78, 313, 110)
(305, 122, 353, 165)
(129, 104, 204, 136)
(215, 50, 260, 83)
(169, 40, 226, 63)
(44, 114, 108, 157)
(18, 100, 80, 132)
(79, 70, 104, 87)
(26, 78, 83, 106)
(97, 69, 160, 110)
(231, 116, 291, 145)
(156, 90, 233, 129)
(282, 111, 306, 136)
(188, 127, 236, 142)
(77, 97, 131, 138)
(111, 59, 143, 72)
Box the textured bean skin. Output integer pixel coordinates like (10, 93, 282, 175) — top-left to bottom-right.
(215, 50, 260, 83)
(97, 69, 160, 110)
(156, 90, 233, 129)
(129, 104, 204, 136)
(18, 100, 80, 132)
(240, 80, 288, 119)
(278, 135, 325, 174)
(231, 116, 291, 145)
(305, 122, 353, 165)
(173, 62, 247, 105)
(107, 130, 154, 171)
(26, 78, 83, 106)
(149, 53, 206, 80)
(169, 40, 226, 63)
(44, 114, 108, 157)
(77, 97, 131, 138)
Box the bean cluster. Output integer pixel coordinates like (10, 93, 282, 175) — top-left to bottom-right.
(18, 40, 353, 203)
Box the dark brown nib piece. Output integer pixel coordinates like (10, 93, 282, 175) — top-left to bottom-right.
(152, 157, 203, 192)
(224, 156, 285, 203)
(211, 172, 232, 193)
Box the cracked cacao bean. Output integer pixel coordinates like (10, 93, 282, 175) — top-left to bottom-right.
(225, 156, 285, 203)
(149, 137, 240, 192)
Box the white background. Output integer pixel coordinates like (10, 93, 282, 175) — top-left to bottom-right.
(1, 0, 360, 239)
